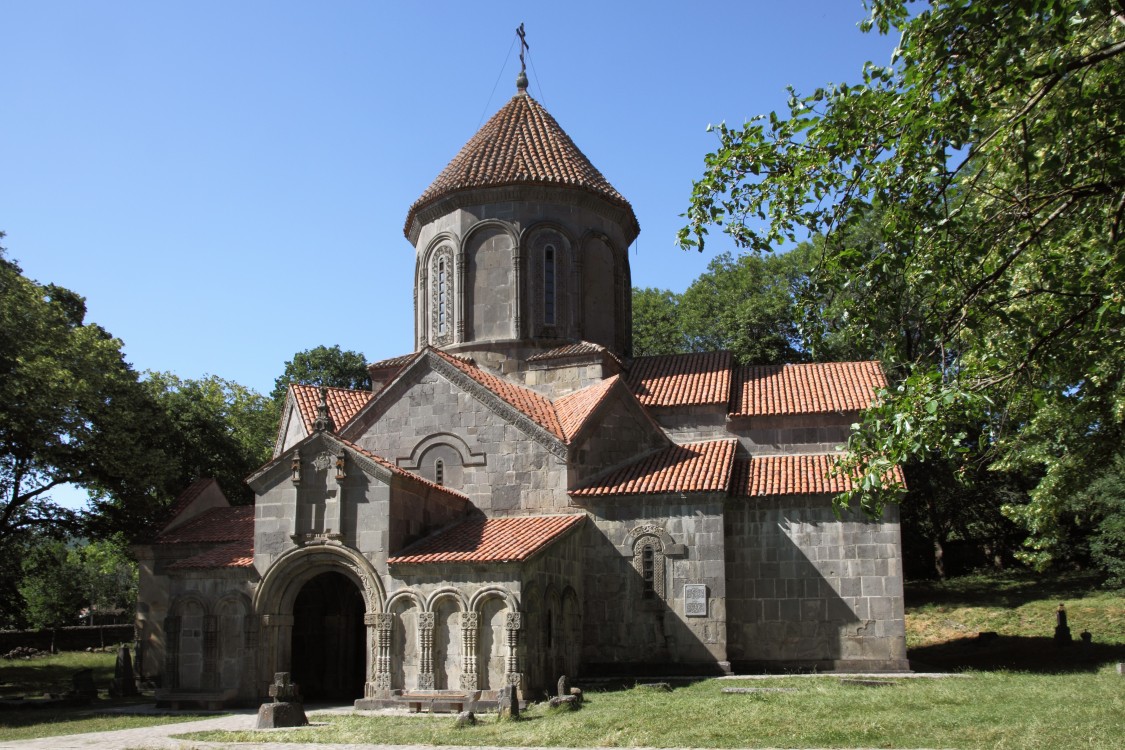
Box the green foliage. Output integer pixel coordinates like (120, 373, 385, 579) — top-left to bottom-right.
(141, 372, 276, 506)
(15, 536, 137, 630)
(0, 239, 172, 547)
(18, 540, 87, 630)
(631, 247, 813, 365)
(270, 345, 370, 403)
(631, 288, 683, 357)
(682, 1, 1125, 574)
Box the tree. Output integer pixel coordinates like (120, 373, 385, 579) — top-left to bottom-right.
(632, 288, 685, 357)
(140, 373, 276, 506)
(631, 247, 813, 364)
(0, 239, 173, 547)
(679, 248, 811, 365)
(681, 1, 1125, 572)
(270, 345, 370, 403)
(18, 540, 88, 633)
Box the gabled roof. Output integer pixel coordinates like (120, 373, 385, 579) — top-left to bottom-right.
(290, 384, 373, 432)
(334, 435, 469, 502)
(729, 454, 906, 497)
(572, 439, 737, 497)
(627, 352, 733, 408)
(156, 506, 254, 544)
(169, 539, 254, 569)
(405, 93, 635, 240)
(554, 375, 621, 443)
(387, 514, 585, 564)
(164, 478, 217, 527)
(430, 348, 566, 440)
(730, 362, 885, 416)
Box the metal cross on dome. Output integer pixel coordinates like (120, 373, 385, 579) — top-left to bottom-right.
(517, 23, 529, 74)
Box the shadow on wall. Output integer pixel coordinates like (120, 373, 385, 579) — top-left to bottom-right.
(725, 505, 891, 671)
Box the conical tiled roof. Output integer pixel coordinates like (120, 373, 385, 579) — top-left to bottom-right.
(404, 92, 636, 239)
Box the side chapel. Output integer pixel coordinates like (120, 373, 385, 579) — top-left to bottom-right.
(135, 69, 908, 708)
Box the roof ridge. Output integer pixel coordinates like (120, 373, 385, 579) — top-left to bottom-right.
(428, 348, 565, 440)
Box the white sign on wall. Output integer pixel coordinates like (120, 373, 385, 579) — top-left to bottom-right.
(684, 584, 708, 617)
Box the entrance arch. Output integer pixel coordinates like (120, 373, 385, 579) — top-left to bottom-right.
(254, 545, 386, 700)
(291, 572, 365, 700)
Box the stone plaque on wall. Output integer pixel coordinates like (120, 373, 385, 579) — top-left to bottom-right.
(684, 584, 708, 617)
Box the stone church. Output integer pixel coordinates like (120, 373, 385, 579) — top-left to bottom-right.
(135, 72, 908, 708)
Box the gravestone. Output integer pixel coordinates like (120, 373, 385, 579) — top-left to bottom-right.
(255, 672, 308, 729)
(497, 684, 519, 719)
(454, 710, 476, 728)
(111, 645, 138, 696)
(1054, 603, 1072, 646)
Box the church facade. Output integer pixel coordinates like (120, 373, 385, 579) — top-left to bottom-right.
(134, 76, 908, 707)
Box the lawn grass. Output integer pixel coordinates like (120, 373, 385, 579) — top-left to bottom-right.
(0, 649, 217, 741)
(184, 669, 1125, 750)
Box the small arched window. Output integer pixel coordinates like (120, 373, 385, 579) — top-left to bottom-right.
(435, 459, 445, 486)
(544, 244, 556, 325)
(633, 535, 665, 601)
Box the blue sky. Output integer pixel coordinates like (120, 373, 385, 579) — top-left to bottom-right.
(3, 1, 898, 398)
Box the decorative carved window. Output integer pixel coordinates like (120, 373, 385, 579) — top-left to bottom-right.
(544, 244, 556, 325)
(435, 459, 444, 486)
(429, 246, 454, 346)
(633, 535, 665, 601)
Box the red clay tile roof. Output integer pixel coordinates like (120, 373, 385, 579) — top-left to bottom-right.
(406, 93, 634, 238)
(526, 341, 619, 364)
(729, 454, 905, 496)
(432, 348, 565, 440)
(334, 436, 470, 502)
(368, 352, 417, 372)
(730, 362, 886, 416)
(627, 352, 733, 408)
(554, 376, 620, 442)
(169, 540, 254, 569)
(572, 439, 737, 497)
(156, 506, 254, 544)
(291, 384, 373, 433)
(387, 514, 585, 564)
(164, 478, 217, 526)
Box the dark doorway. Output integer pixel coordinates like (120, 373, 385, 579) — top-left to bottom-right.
(291, 571, 366, 701)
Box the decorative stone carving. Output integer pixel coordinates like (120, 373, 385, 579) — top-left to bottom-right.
(430, 245, 454, 346)
(633, 534, 666, 601)
(335, 450, 347, 480)
(312, 451, 334, 472)
(418, 612, 436, 690)
(460, 611, 479, 691)
(290, 451, 302, 484)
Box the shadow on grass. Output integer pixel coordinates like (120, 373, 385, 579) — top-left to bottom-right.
(909, 634, 1125, 674)
(904, 570, 1114, 609)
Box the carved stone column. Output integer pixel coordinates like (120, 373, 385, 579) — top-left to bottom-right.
(365, 613, 394, 697)
(505, 612, 522, 692)
(460, 611, 479, 691)
(202, 614, 218, 690)
(418, 612, 435, 690)
(513, 253, 522, 338)
(456, 248, 467, 343)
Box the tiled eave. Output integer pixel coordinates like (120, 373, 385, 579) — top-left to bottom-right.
(387, 514, 585, 565)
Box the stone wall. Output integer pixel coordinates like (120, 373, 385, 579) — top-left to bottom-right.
(568, 396, 666, 486)
(724, 495, 907, 671)
(354, 365, 569, 515)
(579, 495, 728, 674)
(727, 412, 856, 455)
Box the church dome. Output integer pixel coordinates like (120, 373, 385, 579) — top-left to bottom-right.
(404, 91, 638, 242)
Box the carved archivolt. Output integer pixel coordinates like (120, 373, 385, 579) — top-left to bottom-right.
(429, 245, 455, 347)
